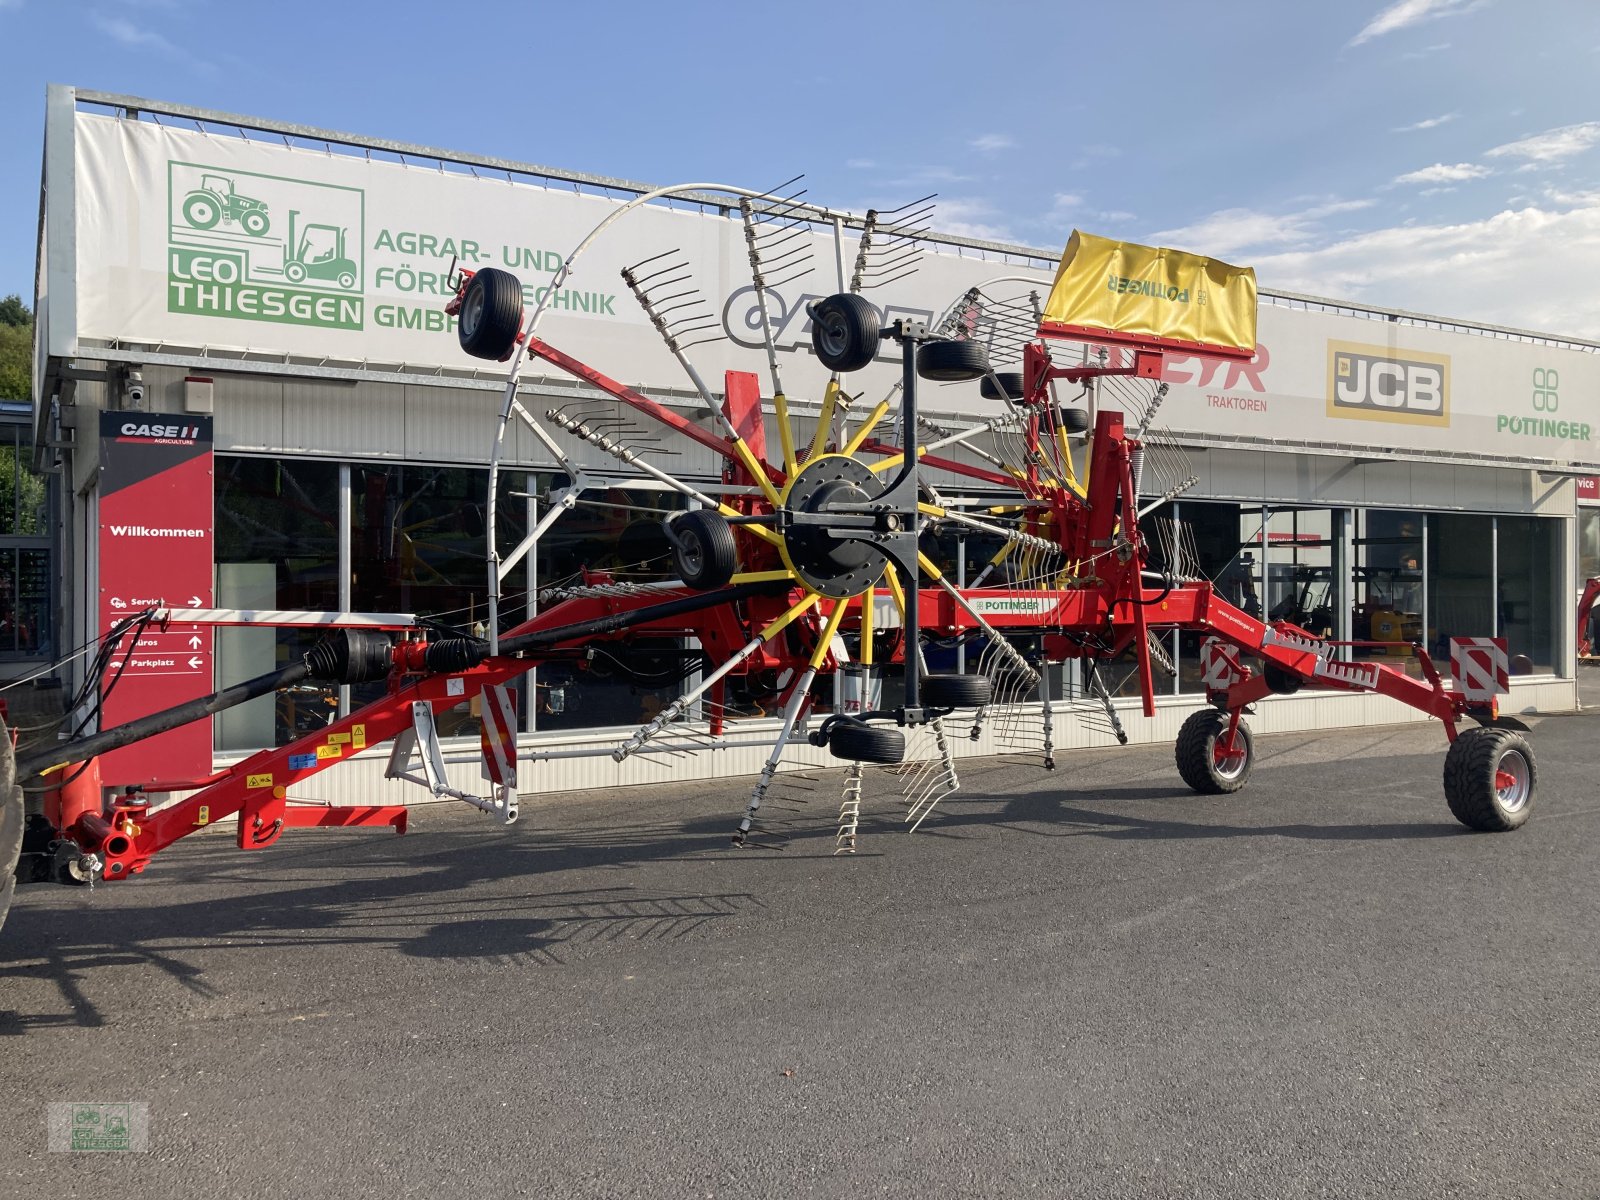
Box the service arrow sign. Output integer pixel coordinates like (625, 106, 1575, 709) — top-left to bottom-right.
(187, 656, 204, 670)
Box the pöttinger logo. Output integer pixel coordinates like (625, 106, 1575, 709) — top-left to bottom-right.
(1327, 340, 1450, 427)
(167, 161, 365, 331)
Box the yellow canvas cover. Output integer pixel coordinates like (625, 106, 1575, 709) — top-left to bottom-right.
(1042, 230, 1257, 352)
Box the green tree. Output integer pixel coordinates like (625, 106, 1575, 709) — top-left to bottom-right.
(0, 324, 29, 401)
(0, 294, 30, 328)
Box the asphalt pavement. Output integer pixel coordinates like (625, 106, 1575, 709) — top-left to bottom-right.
(3, 701, 1599, 1199)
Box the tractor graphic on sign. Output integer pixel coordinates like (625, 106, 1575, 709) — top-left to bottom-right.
(180, 174, 270, 237)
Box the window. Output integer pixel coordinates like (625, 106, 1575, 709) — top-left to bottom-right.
(0, 417, 52, 658)
(214, 457, 340, 749)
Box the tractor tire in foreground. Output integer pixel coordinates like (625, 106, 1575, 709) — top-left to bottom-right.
(1443, 725, 1535, 831)
(0, 722, 22, 933)
(1175, 708, 1254, 794)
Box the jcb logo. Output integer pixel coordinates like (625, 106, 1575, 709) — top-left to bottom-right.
(1327, 341, 1450, 427)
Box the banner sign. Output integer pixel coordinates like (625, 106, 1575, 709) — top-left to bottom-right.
(58, 112, 1600, 468)
(1042, 230, 1257, 352)
(97, 412, 215, 785)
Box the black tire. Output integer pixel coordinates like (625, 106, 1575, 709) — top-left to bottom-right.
(1174, 708, 1254, 794)
(809, 294, 881, 373)
(1443, 726, 1535, 832)
(916, 339, 990, 383)
(922, 673, 993, 709)
(669, 510, 737, 590)
(241, 210, 269, 237)
(458, 268, 525, 361)
(1262, 661, 1302, 695)
(828, 720, 905, 765)
(182, 192, 220, 230)
(0, 723, 21, 934)
(1059, 406, 1092, 435)
(978, 371, 1026, 402)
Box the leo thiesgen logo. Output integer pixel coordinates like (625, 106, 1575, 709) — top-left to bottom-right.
(1327, 341, 1449, 427)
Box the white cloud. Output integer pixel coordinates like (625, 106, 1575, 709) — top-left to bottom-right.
(1393, 161, 1491, 184)
(1349, 0, 1487, 46)
(1250, 200, 1600, 338)
(969, 133, 1016, 153)
(845, 158, 876, 169)
(1485, 122, 1600, 163)
(92, 12, 180, 52)
(1399, 41, 1452, 59)
(1393, 112, 1458, 132)
(930, 198, 1017, 244)
(1148, 198, 1375, 259)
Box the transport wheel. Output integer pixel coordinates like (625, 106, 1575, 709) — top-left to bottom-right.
(828, 720, 906, 765)
(182, 193, 220, 229)
(0, 725, 22, 933)
(1263, 661, 1302, 694)
(1443, 726, 1535, 832)
(922, 673, 993, 709)
(1175, 708, 1254, 794)
(669, 510, 737, 590)
(809, 294, 881, 373)
(916, 339, 989, 383)
(979, 371, 1026, 402)
(284, 260, 308, 284)
(241, 210, 269, 237)
(457, 267, 525, 361)
(1059, 406, 1092, 434)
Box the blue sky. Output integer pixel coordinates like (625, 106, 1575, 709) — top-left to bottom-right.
(3, 0, 1599, 336)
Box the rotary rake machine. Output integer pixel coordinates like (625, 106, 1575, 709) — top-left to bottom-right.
(0, 192, 1538, 932)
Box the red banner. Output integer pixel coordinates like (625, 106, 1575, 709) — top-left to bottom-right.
(1577, 476, 1600, 503)
(98, 413, 214, 785)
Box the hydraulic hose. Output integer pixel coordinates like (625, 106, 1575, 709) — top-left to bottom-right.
(17, 660, 312, 780)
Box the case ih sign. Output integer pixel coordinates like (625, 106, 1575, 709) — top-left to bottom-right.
(97, 413, 215, 785)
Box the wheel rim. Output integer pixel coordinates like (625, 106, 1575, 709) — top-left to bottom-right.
(1494, 749, 1531, 812)
(1213, 738, 1247, 780)
(678, 533, 704, 576)
(461, 286, 484, 338)
(188, 200, 215, 225)
(815, 312, 849, 360)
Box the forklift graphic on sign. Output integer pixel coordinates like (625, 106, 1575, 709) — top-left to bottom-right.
(285, 211, 358, 290)
(167, 160, 364, 299)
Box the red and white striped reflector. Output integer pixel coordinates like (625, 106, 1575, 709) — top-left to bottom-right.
(479, 684, 518, 786)
(1200, 636, 1246, 689)
(1449, 637, 1509, 700)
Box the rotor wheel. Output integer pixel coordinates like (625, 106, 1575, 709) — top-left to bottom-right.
(458, 268, 526, 361)
(809, 293, 881, 374)
(1059, 406, 1092, 435)
(979, 371, 1026, 402)
(828, 720, 906, 765)
(1262, 661, 1302, 695)
(922, 673, 993, 709)
(670, 510, 737, 590)
(1175, 708, 1254, 794)
(917, 339, 990, 383)
(1443, 725, 1535, 831)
